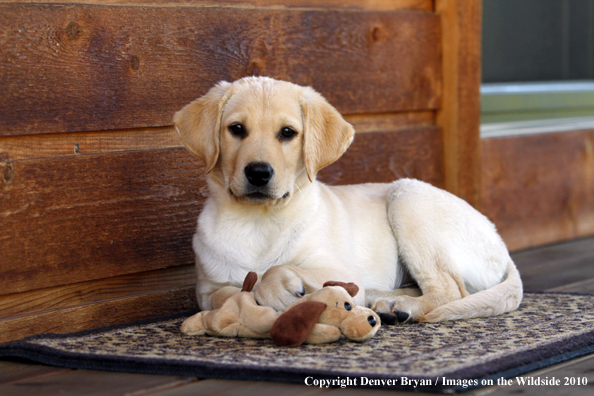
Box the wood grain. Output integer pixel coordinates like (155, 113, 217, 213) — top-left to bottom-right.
(1, 129, 442, 296)
(0, 265, 195, 320)
(0, 362, 69, 386)
(0, 127, 180, 161)
(435, 0, 482, 206)
(512, 237, 594, 291)
(0, 112, 435, 161)
(0, 148, 207, 295)
(0, 287, 197, 343)
(318, 126, 444, 188)
(481, 130, 594, 251)
(0, 364, 196, 396)
(147, 380, 332, 396)
(345, 111, 435, 135)
(0, 4, 440, 136)
(550, 278, 594, 294)
(0, 0, 433, 11)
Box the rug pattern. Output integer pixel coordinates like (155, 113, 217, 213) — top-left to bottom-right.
(2, 292, 594, 392)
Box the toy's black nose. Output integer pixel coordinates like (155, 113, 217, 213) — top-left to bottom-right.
(245, 162, 274, 187)
(368, 315, 378, 327)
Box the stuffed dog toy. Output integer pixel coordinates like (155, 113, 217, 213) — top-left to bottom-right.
(180, 272, 380, 346)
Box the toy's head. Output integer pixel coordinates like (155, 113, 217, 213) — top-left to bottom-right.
(270, 281, 381, 347)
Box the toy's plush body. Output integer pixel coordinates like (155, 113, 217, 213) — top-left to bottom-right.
(180, 272, 380, 346)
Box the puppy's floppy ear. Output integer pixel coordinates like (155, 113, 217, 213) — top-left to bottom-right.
(300, 87, 355, 181)
(270, 301, 326, 347)
(173, 81, 234, 174)
(323, 281, 359, 297)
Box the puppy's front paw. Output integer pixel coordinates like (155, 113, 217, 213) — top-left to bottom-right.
(371, 298, 403, 325)
(390, 296, 425, 323)
(254, 264, 305, 311)
(372, 296, 422, 324)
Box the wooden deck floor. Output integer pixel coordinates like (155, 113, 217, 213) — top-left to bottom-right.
(1, 237, 594, 396)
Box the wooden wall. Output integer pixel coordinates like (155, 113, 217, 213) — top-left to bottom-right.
(480, 130, 594, 252)
(2, 0, 484, 343)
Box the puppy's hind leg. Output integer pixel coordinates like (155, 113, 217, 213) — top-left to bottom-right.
(371, 263, 468, 324)
(377, 179, 471, 323)
(422, 259, 522, 322)
(366, 288, 422, 305)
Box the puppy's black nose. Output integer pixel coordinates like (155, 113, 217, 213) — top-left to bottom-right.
(368, 315, 378, 327)
(244, 162, 274, 187)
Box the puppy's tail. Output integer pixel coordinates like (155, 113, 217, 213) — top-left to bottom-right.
(421, 259, 523, 322)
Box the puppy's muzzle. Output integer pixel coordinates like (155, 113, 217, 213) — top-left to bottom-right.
(244, 162, 274, 187)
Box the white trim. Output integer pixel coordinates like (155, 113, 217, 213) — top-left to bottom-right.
(481, 81, 594, 95)
(481, 116, 594, 138)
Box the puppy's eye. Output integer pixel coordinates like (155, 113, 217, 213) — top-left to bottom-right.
(344, 302, 352, 311)
(228, 123, 247, 139)
(279, 127, 297, 141)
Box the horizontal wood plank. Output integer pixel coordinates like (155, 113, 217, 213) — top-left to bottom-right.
(511, 237, 594, 291)
(0, 127, 180, 161)
(1, 128, 442, 295)
(0, 4, 440, 136)
(0, 0, 433, 11)
(0, 265, 195, 320)
(549, 278, 594, 294)
(480, 130, 594, 251)
(318, 126, 444, 188)
(0, 287, 197, 343)
(0, 365, 196, 396)
(0, 361, 70, 386)
(0, 148, 206, 295)
(345, 111, 435, 136)
(146, 379, 328, 396)
(0, 111, 435, 161)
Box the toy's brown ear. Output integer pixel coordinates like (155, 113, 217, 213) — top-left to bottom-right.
(242, 272, 258, 292)
(323, 281, 359, 297)
(270, 301, 327, 347)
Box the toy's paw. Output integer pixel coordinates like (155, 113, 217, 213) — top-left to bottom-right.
(371, 296, 423, 324)
(180, 312, 207, 335)
(254, 264, 306, 311)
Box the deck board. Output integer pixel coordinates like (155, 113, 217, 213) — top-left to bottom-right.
(146, 379, 328, 396)
(1, 236, 593, 395)
(0, 361, 68, 385)
(0, 363, 196, 396)
(513, 237, 594, 291)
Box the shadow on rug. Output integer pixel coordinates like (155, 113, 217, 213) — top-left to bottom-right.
(2, 292, 594, 393)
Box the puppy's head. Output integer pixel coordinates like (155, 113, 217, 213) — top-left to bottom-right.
(174, 77, 354, 206)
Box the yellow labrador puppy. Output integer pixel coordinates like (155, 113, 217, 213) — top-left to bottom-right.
(174, 77, 522, 324)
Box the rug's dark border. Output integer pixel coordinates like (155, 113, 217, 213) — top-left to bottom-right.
(2, 293, 594, 393)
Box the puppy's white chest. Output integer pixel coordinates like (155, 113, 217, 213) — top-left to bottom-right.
(195, 205, 304, 282)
